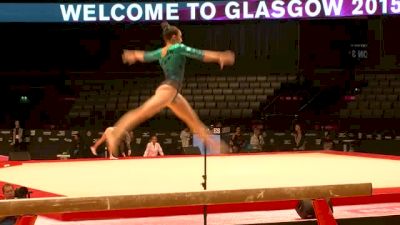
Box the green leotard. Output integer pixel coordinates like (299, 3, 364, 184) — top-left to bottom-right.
(143, 43, 204, 90)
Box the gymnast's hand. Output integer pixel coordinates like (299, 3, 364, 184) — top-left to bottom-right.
(122, 50, 138, 65)
(218, 51, 235, 70)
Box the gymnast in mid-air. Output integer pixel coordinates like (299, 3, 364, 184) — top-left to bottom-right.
(106, 22, 235, 156)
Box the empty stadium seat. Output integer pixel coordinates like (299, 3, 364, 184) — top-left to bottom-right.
(270, 81, 281, 88)
(260, 82, 271, 88)
(376, 95, 386, 101)
(239, 83, 250, 88)
(210, 109, 220, 118)
(249, 102, 260, 109)
(216, 76, 226, 82)
(220, 109, 231, 117)
(361, 109, 372, 118)
(391, 80, 400, 87)
(213, 89, 223, 95)
(242, 109, 253, 118)
(237, 76, 246, 82)
(247, 76, 257, 82)
(202, 89, 213, 95)
(243, 89, 253, 95)
(228, 102, 238, 108)
(254, 88, 264, 95)
(226, 76, 236, 82)
(384, 109, 395, 118)
(233, 89, 244, 95)
(181, 89, 191, 95)
(347, 102, 357, 109)
(369, 101, 381, 109)
(365, 74, 376, 80)
(236, 95, 246, 101)
(247, 95, 257, 101)
(198, 83, 208, 88)
(394, 102, 400, 109)
(256, 95, 268, 101)
(381, 102, 392, 109)
(372, 109, 383, 118)
(203, 95, 214, 101)
(223, 89, 233, 95)
(257, 76, 267, 82)
(208, 83, 218, 89)
(187, 82, 197, 89)
(358, 101, 369, 109)
(383, 88, 394, 95)
(218, 82, 229, 88)
(205, 102, 216, 108)
(194, 102, 205, 108)
(349, 110, 361, 118)
(193, 89, 202, 95)
(199, 109, 210, 118)
(387, 94, 398, 101)
(339, 109, 349, 118)
(214, 95, 224, 101)
(239, 102, 250, 108)
(225, 95, 235, 101)
(216, 102, 227, 108)
(229, 82, 239, 88)
(368, 80, 379, 86)
(267, 75, 278, 81)
(206, 76, 217, 82)
(231, 109, 242, 118)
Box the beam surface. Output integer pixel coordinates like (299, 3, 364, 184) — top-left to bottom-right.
(0, 183, 372, 216)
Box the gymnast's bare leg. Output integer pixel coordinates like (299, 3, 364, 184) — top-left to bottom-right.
(90, 127, 119, 159)
(168, 94, 228, 153)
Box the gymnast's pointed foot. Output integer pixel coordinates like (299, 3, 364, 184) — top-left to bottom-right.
(90, 146, 97, 156)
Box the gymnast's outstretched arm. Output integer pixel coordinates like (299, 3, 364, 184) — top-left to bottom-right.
(175, 44, 235, 69)
(122, 49, 161, 64)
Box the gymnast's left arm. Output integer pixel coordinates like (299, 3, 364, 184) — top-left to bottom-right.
(122, 49, 162, 65)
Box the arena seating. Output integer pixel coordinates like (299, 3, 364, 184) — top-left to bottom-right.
(67, 74, 297, 126)
(340, 72, 400, 119)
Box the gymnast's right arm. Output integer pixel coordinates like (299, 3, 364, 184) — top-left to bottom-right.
(122, 49, 162, 64)
(177, 44, 235, 69)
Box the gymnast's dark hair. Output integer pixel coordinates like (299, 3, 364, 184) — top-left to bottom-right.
(161, 22, 180, 41)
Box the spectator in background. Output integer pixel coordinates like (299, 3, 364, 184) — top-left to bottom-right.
(293, 123, 306, 150)
(70, 133, 81, 159)
(144, 135, 164, 157)
(230, 126, 245, 153)
(125, 131, 135, 157)
(322, 131, 334, 150)
(0, 183, 16, 225)
(82, 130, 95, 158)
(10, 120, 23, 152)
(250, 128, 264, 151)
(180, 127, 191, 148)
(119, 131, 132, 158)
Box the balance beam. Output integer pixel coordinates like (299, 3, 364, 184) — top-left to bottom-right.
(0, 183, 372, 216)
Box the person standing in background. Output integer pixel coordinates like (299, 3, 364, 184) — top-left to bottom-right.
(230, 126, 246, 153)
(11, 120, 23, 152)
(293, 123, 306, 150)
(180, 127, 191, 148)
(250, 128, 265, 151)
